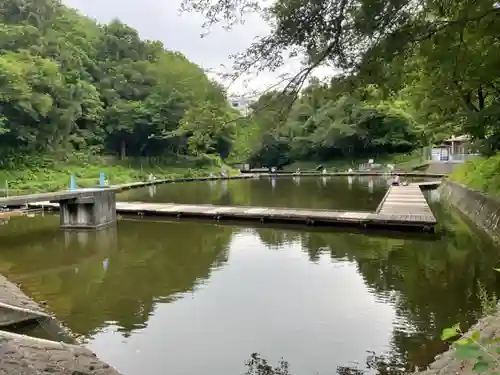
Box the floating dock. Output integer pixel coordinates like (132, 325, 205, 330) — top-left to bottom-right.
(377, 184, 436, 222)
(29, 184, 436, 231)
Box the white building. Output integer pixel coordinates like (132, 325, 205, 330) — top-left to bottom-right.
(229, 96, 255, 115)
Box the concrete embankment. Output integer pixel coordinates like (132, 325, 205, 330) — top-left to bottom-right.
(416, 307, 500, 375)
(439, 179, 500, 242)
(0, 273, 121, 374)
(416, 180, 500, 375)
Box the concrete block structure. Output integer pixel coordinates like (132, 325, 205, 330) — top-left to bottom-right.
(58, 188, 116, 230)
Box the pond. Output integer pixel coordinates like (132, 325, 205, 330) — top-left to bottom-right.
(0, 177, 499, 375)
(117, 176, 390, 211)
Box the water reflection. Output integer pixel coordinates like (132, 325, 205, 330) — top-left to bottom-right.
(63, 226, 118, 250)
(0, 217, 234, 340)
(148, 185, 156, 198)
(428, 188, 440, 203)
(118, 177, 388, 211)
(0, 187, 498, 375)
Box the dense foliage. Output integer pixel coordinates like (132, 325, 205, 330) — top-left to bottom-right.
(0, 0, 238, 168)
(185, 0, 500, 166)
(2, 0, 499, 171)
(230, 82, 419, 166)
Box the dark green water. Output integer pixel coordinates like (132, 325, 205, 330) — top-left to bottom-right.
(0, 178, 499, 375)
(117, 176, 389, 211)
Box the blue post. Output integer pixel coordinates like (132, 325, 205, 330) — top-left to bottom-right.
(70, 175, 76, 191)
(99, 172, 105, 187)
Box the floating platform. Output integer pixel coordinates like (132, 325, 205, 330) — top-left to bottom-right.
(29, 184, 436, 232)
(377, 184, 436, 221)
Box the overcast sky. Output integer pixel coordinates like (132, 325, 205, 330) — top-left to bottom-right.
(63, 0, 332, 96)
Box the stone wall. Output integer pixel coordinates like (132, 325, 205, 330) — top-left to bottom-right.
(416, 306, 500, 375)
(0, 273, 121, 374)
(439, 179, 500, 242)
(0, 330, 121, 375)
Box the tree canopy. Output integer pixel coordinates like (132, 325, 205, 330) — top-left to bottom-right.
(0, 0, 238, 167)
(1, 0, 498, 170)
(185, 0, 500, 164)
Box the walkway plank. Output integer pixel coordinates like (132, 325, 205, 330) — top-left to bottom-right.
(30, 186, 437, 231)
(377, 185, 435, 224)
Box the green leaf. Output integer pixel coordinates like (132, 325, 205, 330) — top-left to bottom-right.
(493, 268, 500, 272)
(472, 360, 491, 373)
(441, 326, 460, 341)
(456, 338, 472, 345)
(455, 344, 483, 359)
(471, 331, 481, 341)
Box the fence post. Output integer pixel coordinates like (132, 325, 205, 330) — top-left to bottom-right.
(70, 175, 76, 191)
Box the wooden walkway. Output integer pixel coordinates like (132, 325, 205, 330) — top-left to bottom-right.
(30, 187, 437, 231)
(376, 185, 436, 223)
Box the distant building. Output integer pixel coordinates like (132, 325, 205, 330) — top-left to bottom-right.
(442, 135, 472, 156)
(229, 96, 255, 115)
(430, 135, 476, 161)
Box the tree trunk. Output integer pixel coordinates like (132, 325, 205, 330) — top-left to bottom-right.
(120, 139, 126, 160)
(478, 86, 485, 110)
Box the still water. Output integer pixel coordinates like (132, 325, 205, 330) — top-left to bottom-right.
(0, 177, 499, 375)
(117, 176, 389, 211)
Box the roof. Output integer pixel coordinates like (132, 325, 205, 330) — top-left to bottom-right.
(444, 135, 470, 142)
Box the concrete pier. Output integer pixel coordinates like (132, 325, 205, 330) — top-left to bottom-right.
(58, 188, 116, 230)
(32, 198, 437, 231)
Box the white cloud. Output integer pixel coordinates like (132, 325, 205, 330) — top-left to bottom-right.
(63, 0, 336, 95)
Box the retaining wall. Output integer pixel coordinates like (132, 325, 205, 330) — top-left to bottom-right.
(416, 307, 500, 375)
(0, 274, 121, 374)
(416, 180, 500, 375)
(439, 179, 500, 242)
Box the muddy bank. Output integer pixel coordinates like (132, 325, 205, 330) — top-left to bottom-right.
(0, 273, 121, 374)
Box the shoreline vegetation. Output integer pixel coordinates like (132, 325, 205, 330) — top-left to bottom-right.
(0, 150, 427, 194)
(449, 155, 500, 196)
(0, 0, 443, 195)
(0, 154, 238, 194)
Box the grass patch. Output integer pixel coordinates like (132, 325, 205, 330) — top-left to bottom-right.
(450, 154, 500, 196)
(0, 154, 235, 194)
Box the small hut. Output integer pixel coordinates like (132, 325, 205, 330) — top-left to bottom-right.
(442, 135, 472, 160)
(431, 143, 451, 161)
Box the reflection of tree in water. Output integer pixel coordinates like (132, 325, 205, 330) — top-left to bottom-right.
(0, 217, 235, 340)
(243, 351, 406, 375)
(255, 228, 302, 250)
(253, 203, 500, 374)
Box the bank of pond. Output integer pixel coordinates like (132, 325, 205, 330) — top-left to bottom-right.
(0, 176, 498, 375)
